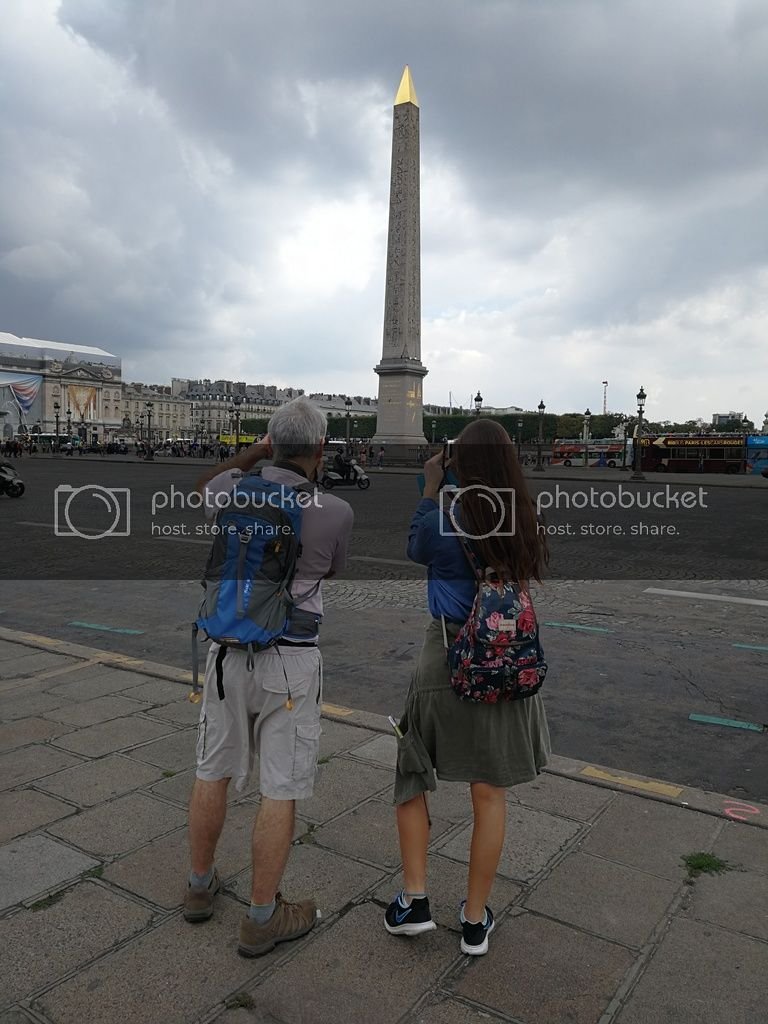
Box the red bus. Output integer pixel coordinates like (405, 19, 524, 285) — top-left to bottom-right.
(640, 434, 744, 474)
(552, 437, 628, 468)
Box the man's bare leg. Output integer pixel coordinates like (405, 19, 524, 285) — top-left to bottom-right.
(188, 777, 229, 874)
(251, 796, 295, 903)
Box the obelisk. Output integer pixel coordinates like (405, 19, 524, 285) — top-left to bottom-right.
(372, 66, 428, 452)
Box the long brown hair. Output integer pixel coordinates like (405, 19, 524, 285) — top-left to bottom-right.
(452, 418, 548, 583)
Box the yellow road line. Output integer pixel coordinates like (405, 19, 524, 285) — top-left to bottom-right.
(580, 765, 684, 798)
(321, 702, 355, 718)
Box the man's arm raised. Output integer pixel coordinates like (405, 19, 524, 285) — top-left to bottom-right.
(195, 435, 273, 495)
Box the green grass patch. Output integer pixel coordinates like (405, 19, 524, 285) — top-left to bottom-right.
(682, 852, 730, 879)
(162, 770, 176, 778)
(225, 992, 255, 1010)
(83, 865, 104, 879)
(30, 891, 66, 912)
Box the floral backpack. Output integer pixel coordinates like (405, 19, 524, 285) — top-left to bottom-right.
(446, 535, 547, 704)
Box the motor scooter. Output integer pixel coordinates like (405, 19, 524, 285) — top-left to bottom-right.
(0, 462, 25, 498)
(321, 458, 371, 490)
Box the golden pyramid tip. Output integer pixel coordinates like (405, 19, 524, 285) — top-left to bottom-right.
(394, 65, 419, 107)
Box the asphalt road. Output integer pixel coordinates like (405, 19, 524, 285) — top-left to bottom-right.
(0, 457, 766, 801)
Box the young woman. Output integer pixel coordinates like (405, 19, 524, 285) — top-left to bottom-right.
(384, 418, 550, 955)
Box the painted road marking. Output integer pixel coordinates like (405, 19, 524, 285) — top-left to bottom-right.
(689, 713, 764, 733)
(543, 621, 613, 633)
(645, 588, 768, 608)
(68, 621, 145, 636)
(580, 765, 684, 798)
(732, 643, 768, 652)
(321, 702, 355, 717)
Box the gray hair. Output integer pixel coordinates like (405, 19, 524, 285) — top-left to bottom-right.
(268, 397, 327, 460)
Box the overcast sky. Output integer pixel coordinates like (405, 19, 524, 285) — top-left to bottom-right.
(1, 0, 767, 421)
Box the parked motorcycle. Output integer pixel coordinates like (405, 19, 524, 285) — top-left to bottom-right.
(321, 458, 371, 490)
(0, 462, 25, 498)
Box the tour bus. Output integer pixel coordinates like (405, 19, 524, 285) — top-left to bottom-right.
(746, 435, 768, 475)
(639, 434, 744, 474)
(551, 437, 630, 468)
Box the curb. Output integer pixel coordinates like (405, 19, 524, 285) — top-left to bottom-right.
(1, 624, 766, 830)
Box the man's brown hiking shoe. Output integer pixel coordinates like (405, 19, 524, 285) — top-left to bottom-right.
(183, 868, 220, 922)
(238, 892, 317, 957)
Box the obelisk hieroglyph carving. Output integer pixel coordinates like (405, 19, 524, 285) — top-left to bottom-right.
(372, 66, 428, 450)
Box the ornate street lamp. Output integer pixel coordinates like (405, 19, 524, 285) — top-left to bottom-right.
(431, 419, 437, 444)
(534, 400, 546, 472)
(742, 415, 750, 474)
(345, 397, 352, 451)
(53, 402, 61, 453)
(630, 387, 646, 481)
(233, 395, 242, 450)
(474, 391, 483, 416)
(517, 418, 523, 460)
(66, 406, 72, 439)
(145, 401, 154, 460)
(583, 408, 591, 468)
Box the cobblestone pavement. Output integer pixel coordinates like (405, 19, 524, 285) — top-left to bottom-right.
(0, 630, 766, 1024)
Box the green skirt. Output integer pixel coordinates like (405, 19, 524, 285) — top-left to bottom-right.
(393, 618, 551, 805)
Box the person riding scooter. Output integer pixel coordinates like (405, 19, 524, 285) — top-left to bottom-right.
(334, 447, 352, 482)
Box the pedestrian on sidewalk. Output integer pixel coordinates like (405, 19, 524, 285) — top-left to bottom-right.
(385, 418, 550, 956)
(184, 397, 354, 957)
(376, 445, 385, 468)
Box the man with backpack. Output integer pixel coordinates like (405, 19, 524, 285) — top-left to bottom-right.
(184, 396, 353, 958)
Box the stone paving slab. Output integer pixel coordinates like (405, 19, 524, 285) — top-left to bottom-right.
(0, 789, 76, 845)
(0, 716, 66, 751)
(373, 853, 522, 933)
(45, 667, 155, 702)
(115, 677, 191, 704)
(0, 690, 67, 721)
(511, 770, 616, 822)
(300, 757, 392, 823)
(0, 834, 99, 912)
(347, 731, 397, 767)
(578, 792, 723, 880)
(36, 895, 276, 1024)
(317, 718, 373, 758)
(249, 902, 457, 1024)
(436, 803, 583, 883)
(47, 792, 188, 858)
(142, 697, 201, 726)
(424, 781, 473, 824)
(103, 802, 271, 909)
(42, 694, 154, 728)
(0, 651, 77, 679)
(227, 842, 386, 915)
(0, 640, 40, 663)
(524, 851, 680, 948)
(412, 996, 512, 1023)
(615, 917, 768, 1024)
(712, 819, 768, 874)
(50, 716, 176, 758)
(684, 867, 768, 941)
(123, 727, 197, 770)
(0, 743, 82, 791)
(0, 881, 152, 1009)
(313, 799, 451, 869)
(147, 768, 260, 807)
(36, 753, 164, 806)
(455, 910, 636, 1024)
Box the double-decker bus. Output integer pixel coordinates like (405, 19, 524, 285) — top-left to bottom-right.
(639, 434, 744, 474)
(746, 435, 768, 475)
(551, 437, 630, 468)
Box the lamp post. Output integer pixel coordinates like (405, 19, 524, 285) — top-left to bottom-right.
(583, 408, 591, 468)
(138, 413, 144, 442)
(145, 401, 154, 460)
(474, 391, 483, 416)
(431, 419, 437, 444)
(534, 400, 546, 472)
(619, 414, 629, 470)
(66, 407, 72, 440)
(345, 397, 352, 452)
(233, 395, 242, 451)
(517, 418, 523, 460)
(742, 415, 750, 474)
(53, 402, 60, 453)
(630, 387, 646, 481)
